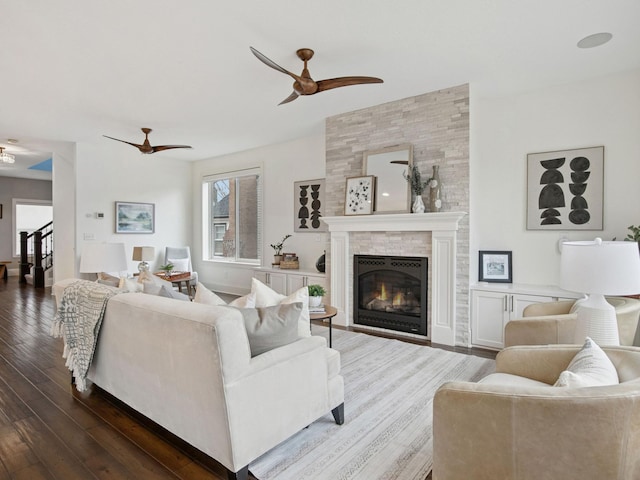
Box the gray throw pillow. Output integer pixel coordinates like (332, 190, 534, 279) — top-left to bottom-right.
(158, 285, 191, 302)
(239, 302, 302, 357)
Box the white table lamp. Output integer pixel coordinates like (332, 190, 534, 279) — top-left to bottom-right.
(132, 246, 155, 273)
(561, 238, 640, 345)
(80, 243, 128, 279)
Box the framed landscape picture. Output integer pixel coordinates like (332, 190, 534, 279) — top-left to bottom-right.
(344, 175, 375, 215)
(527, 146, 604, 230)
(479, 250, 512, 283)
(115, 201, 155, 234)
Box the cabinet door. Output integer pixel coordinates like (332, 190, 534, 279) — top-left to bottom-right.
(471, 290, 508, 349)
(267, 272, 287, 295)
(286, 274, 306, 294)
(510, 294, 555, 319)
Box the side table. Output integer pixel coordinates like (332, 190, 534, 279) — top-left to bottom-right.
(310, 305, 338, 348)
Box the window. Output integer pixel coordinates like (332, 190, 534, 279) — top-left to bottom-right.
(203, 168, 261, 263)
(13, 199, 53, 256)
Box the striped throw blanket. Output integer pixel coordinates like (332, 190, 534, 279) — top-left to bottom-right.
(51, 280, 121, 391)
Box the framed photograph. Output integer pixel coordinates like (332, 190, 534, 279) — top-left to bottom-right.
(479, 250, 512, 283)
(344, 175, 375, 215)
(115, 201, 155, 234)
(527, 146, 604, 230)
(294, 178, 327, 232)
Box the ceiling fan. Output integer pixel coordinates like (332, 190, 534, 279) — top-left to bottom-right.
(103, 128, 192, 154)
(250, 46, 383, 105)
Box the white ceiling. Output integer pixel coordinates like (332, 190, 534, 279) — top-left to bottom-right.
(1, 1, 639, 179)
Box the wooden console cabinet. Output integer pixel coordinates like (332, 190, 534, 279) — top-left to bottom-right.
(252, 267, 327, 296)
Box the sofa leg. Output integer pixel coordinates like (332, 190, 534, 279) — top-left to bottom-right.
(227, 466, 249, 480)
(332, 403, 345, 425)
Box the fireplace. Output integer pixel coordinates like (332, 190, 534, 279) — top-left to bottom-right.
(353, 255, 428, 335)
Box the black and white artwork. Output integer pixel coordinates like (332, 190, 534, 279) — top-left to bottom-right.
(294, 178, 327, 232)
(527, 146, 604, 230)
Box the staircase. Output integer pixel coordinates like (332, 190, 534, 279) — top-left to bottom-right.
(19, 221, 53, 288)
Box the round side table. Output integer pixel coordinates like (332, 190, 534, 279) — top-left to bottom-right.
(310, 305, 338, 347)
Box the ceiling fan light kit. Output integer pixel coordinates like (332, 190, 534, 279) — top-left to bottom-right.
(0, 147, 15, 164)
(103, 128, 192, 154)
(250, 46, 383, 105)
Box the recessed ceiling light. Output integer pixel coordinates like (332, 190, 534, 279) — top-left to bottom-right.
(577, 32, 613, 49)
(7, 139, 18, 144)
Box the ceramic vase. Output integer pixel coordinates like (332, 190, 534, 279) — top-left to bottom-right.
(429, 165, 442, 212)
(412, 195, 426, 213)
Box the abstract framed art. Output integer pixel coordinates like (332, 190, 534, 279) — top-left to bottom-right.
(293, 178, 327, 232)
(527, 146, 604, 230)
(479, 250, 512, 283)
(115, 201, 155, 234)
(344, 175, 375, 215)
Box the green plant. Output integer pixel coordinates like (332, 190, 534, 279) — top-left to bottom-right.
(402, 165, 429, 195)
(308, 284, 326, 297)
(270, 234, 292, 255)
(159, 262, 174, 272)
(625, 225, 640, 242)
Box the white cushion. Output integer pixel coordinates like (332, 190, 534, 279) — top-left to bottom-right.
(193, 282, 256, 308)
(479, 373, 550, 388)
(554, 337, 619, 388)
(167, 257, 189, 272)
(139, 273, 172, 295)
(118, 277, 143, 293)
(158, 285, 190, 301)
(251, 278, 310, 337)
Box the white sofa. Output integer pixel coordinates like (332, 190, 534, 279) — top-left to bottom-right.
(53, 279, 344, 480)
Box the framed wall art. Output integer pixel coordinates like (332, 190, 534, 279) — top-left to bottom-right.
(527, 146, 604, 230)
(479, 250, 512, 283)
(293, 178, 327, 232)
(344, 175, 375, 215)
(115, 201, 155, 234)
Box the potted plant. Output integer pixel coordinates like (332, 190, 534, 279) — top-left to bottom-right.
(159, 262, 174, 279)
(403, 165, 429, 213)
(308, 284, 326, 307)
(625, 225, 640, 252)
(270, 234, 291, 265)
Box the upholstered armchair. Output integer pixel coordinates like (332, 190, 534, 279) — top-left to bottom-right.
(433, 344, 640, 480)
(504, 296, 640, 347)
(164, 246, 197, 296)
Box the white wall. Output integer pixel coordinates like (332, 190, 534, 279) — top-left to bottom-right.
(471, 69, 640, 286)
(70, 141, 193, 277)
(192, 132, 327, 294)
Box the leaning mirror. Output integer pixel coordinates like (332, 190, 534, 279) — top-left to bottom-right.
(364, 144, 413, 213)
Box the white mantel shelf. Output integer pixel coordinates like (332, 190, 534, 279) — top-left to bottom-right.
(323, 211, 467, 347)
(322, 212, 467, 232)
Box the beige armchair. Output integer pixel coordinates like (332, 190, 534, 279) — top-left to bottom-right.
(433, 345, 640, 480)
(505, 296, 640, 347)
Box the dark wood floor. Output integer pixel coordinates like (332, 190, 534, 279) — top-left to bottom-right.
(0, 277, 493, 479)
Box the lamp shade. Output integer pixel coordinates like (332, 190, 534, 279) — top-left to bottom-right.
(132, 246, 155, 262)
(561, 238, 640, 296)
(79, 243, 127, 273)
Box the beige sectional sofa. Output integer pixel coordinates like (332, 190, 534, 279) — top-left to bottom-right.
(53, 279, 344, 480)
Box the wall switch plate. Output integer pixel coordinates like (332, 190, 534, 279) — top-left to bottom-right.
(96, 212, 104, 219)
(83, 233, 95, 241)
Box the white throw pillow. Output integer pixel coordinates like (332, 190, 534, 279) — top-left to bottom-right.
(251, 278, 310, 337)
(140, 273, 173, 295)
(118, 277, 144, 293)
(554, 337, 619, 388)
(193, 282, 256, 308)
(167, 258, 190, 272)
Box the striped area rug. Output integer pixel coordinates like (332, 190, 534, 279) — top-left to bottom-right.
(249, 327, 495, 480)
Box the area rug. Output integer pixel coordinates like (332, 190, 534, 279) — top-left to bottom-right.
(249, 327, 495, 480)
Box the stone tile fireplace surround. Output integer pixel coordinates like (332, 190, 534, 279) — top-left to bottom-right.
(323, 84, 470, 347)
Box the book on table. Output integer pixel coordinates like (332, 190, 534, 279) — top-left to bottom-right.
(309, 305, 326, 314)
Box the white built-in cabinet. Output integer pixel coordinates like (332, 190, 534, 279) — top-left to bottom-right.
(252, 267, 327, 296)
(471, 283, 580, 350)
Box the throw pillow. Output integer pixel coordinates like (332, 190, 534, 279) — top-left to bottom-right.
(238, 302, 303, 357)
(97, 272, 120, 287)
(251, 278, 310, 337)
(193, 282, 256, 308)
(158, 285, 191, 301)
(140, 273, 173, 295)
(118, 277, 144, 293)
(167, 257, 190, 272)
(554, 337, 619, 388)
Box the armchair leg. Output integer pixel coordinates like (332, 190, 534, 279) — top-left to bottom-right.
(227, 466, 249, 480)
(332, 403, 345, 425)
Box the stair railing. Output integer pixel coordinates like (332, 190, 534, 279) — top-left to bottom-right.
(19, 221, 53, 288)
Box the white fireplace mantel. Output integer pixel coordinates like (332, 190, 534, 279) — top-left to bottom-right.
(322, 212, 467, 346)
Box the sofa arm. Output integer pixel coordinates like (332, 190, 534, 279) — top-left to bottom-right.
(433, 380, 640, 480)
(504, 314, 577, 347)
(495, 344, 580, 384)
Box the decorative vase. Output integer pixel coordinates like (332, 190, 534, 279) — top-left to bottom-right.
(273, 254, 283, 265)
(316, 251, 326, 273)
(309, 296, 323, 307)
(412, 195, 425, 213)
(429, 165, 442, 212)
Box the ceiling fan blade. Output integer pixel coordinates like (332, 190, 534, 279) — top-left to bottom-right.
(316, 76, 384, 93)
(250, 47, 300, 81)
(278, 91, 300, 105)
(103, 135, 145, 150)
(151, 145, 193, 153)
